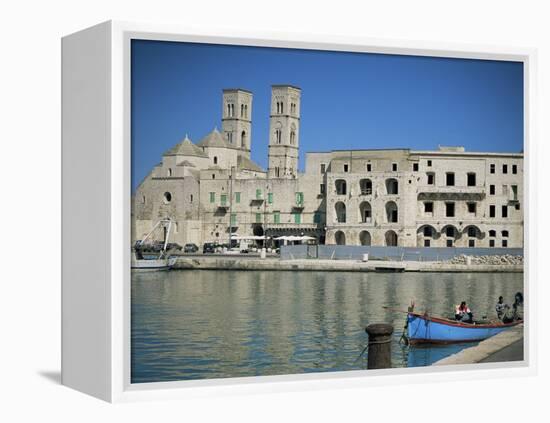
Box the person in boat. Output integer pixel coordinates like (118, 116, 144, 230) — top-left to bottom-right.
(502, 292, 524, 323)
(495, 296, 508, 320)
(455, 301, 474, 323)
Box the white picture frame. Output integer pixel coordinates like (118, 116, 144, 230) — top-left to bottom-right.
(61, 20, 538, 403)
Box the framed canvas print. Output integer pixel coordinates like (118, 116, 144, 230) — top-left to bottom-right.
(62, 21, 537, 402)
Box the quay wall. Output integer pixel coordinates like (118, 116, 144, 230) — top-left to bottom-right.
(280, 245, 523, 262)
(171, 257, 523, 273)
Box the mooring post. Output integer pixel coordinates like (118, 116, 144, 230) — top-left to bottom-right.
(365, 323, 394, 369)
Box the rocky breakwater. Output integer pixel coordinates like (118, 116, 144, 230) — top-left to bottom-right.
(448, 254, 523, 266)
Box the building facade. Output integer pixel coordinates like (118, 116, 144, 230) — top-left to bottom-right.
(132, 86, 524, 249)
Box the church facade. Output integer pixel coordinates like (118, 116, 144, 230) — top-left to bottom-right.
(132, 85, 524, 249)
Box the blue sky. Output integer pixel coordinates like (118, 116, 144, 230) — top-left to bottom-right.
(131, 40, 523, 191)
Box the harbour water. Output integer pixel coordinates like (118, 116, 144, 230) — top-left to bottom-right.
(131, 270, 523, 383)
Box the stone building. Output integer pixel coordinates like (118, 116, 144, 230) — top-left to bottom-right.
(132, 85, 524, 248)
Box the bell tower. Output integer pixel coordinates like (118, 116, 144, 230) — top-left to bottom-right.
(221, 88, 253, 158)
(268, 85, 301, 178)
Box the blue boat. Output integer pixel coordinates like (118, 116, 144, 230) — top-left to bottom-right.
(406, 312, 522, 345)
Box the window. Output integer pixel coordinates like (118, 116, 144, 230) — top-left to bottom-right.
(503, 164, 508, 174)
(163, 192, 172, 203)
(490, 205, 496, 218)
(293, 212, 301, 224)
(367, 163, 372, 172)
(424, 239, 431, 247)
(360, 179, 372, 195)
(512, 164, 518, 174)
(427, 173, 435, 185)
(267, 193, 273, 204)
(295, 192, 304, 205)
(447, 239, 453, 247)
(392, 163, 398, 172)
(273, 211, 280, 224)
(235, 192, 241, 203)
(427, 160, 432, 167)
(190, 194, 193, 203)
(502, 230, 509, 237)
(515, 203, 521, 210)
(468, 227, 477, 237)
(320, 163, 326, 173)
(167, 168, 172, 177)
(490, 239, 495, 247)
(220, 194, 227, 206)
(213, 156, 218, 165)
(502, 240, 508, 247)
(255, 213, 262, 223)
(490, 163, 495, 174)
(424, 202, 434, 213)
(230, 213, 237, 226)
(467, 202, 476, 214)
(502, 205, 508, 218)
(511, 185, 518, 200)
(386, 178, 398, 195)
(446, 227, 454, 237)
(423, 226, 432, 237)
(469, 240, 475, 248)
(320, 184, 325, 195)
(209, 192, 215, 203)
(502, 185, 508, 196)
(467, 173, 476, 186)
(256, 189, 262, 200)
(489, 230, 496, 237)
(212, 174, 215, 179)
(413, 163, 419, 172)
(343, 164, 349, 173)
(335, 180, 347, 195)
(445, 202, 455, 217)
(446, 172, 455, 186)
(490, 185, 495, 195)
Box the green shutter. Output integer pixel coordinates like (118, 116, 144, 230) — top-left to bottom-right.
(220, 194, 227, 206)
(230, 213, 237, 226)
(294, 212, 301, 224)
(235, 192, 241, 203)
(209, 192, 215, 203)
(256, 213, 262, 223)
(313, 213, 321, 224)
(273, 211, 280, 224)
(256, 188, 262, 199)
(268, 192, 273, 204)
(295, 192, 304, 205)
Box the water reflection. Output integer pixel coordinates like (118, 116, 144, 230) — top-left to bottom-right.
(131, 270, 523, 383)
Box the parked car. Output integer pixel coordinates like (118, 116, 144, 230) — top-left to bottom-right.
(183, 243, 199, 253)
(166, 242, 183, 251)
(203, 242, 217, 254)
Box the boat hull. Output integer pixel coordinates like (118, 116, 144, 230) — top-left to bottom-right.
(407, 313, 521, 345)
(131, 257, 177, 271)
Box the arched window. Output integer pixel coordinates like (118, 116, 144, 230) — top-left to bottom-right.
(385, 230, 398, 246)
(290, 131, 296, 145)
(167, 168, 172, 177)
(386, 178, 399, 195)
(244, 104, 248, 118)
(502, 230, 509, 237)
(213, 156, 218, 165)
(385, 201, 398, 223)
(335, 202, 346, 223)
(335, 231, 346, 245)
(359, 231, 371, 246)
(163, 192, 172, 204)
(227, 104, 231, 117)
(335, 179, 347, 195)
(241, 104, 244, 117)
(241, 131, 246, 148)
(489, 230, 496, 237)
(359, 179, 372, 195)
(359, 201, 372, 223)
(280, 102, 284, 114)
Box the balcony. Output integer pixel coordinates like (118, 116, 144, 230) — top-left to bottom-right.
(418, 185, 485, 201)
